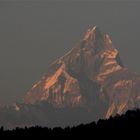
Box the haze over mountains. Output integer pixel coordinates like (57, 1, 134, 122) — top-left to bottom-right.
(1, 27, 140, 128)
(1, 1, 140, 105)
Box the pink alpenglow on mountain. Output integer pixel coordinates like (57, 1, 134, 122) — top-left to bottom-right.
(1, 26, 140, 128)
(25, 26, 140, 118)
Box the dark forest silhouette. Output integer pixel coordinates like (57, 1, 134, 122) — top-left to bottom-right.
(0, 109, 140, 138)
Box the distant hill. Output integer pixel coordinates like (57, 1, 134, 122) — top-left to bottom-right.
(0, 109, 140, 137)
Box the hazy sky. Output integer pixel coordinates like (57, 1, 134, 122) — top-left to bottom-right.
(0, 1, 140, 104)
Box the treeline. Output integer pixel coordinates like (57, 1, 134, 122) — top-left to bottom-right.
(1, 109, 140, 137)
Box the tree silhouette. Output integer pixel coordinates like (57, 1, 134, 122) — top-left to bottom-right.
(0, 109, 140, 138)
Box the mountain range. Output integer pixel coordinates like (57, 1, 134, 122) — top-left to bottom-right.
(1, 26, 140, 128)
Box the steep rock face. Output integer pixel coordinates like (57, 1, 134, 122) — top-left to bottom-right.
(24, 26, 140, 119)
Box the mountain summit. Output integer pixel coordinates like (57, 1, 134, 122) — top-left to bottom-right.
(1, 26, 140, 128)
(24, 26, 140, 119)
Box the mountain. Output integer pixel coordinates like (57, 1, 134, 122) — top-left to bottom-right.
(24, 26, 140, 118)
(1, 26, 140, 128)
